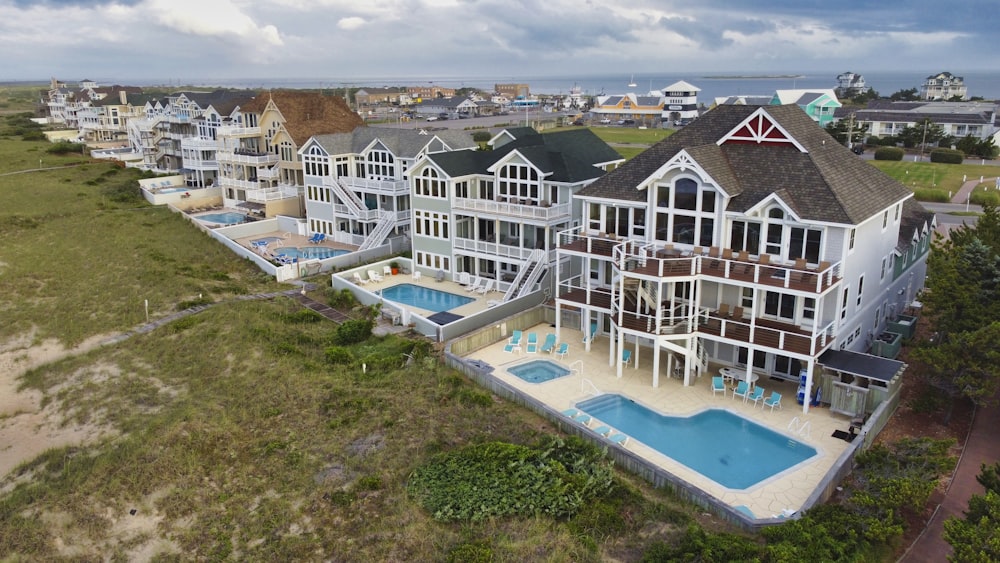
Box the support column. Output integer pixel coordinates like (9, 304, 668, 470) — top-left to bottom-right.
(653, 342, 661, 388)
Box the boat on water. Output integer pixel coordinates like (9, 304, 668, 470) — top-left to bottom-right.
(627, 74, 637, 88)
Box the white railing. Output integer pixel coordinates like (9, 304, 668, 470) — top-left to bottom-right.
(325, 178, 370, 217)
(453, 238, 536, 261)
(182, 158, 218, 170)
(359, 210, 396, 251)
(569, 360, 584, 378)
(245, 185, 299, 202)
(503, 249, 546, 301)
(788, 417, 811, 439)
(216, 151, 279, 166)
(180, 137, 220, 150)
(452, 197, 571, 222)
(257, 167, 280, 180)
(339, 176, 408, 195)
(217, 125, 261, 137)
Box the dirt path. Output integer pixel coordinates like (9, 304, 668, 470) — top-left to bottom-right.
(0, 284, 317, 479)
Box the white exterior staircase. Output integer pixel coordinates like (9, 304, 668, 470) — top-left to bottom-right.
(503, 249, 547, 301)
(359, 210, 396, 251)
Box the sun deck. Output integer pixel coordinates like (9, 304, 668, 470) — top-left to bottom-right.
(463, 322, 854, 519)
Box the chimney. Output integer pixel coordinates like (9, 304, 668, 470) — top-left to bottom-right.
(120, 89, 127, 104)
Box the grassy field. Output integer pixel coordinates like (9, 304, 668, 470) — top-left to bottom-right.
(0, 116, 724, 560)
(868, 160, 1000, 201)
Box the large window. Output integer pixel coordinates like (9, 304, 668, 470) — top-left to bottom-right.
(498, 163, 539, 203)
(730, 220, 762, 254)
(414, 211, 449, 239)
(788, 227, 822, 263)
(654, 177, 717, 246)
(764, 291, 796, 320)
(414, 167, 444, 198)
(303, 146, 329, 177)
(366, 149, 395, 179)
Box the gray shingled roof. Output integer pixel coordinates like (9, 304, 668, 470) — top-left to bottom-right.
(577, 104, 915, 226)
(897, 198, 935, 253)
(310, 127, 477, 157)
(426, 127, 622, 183)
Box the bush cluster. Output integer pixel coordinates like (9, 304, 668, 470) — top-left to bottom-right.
(929, 148, 964, 164)
(47, 141, 85, 154)
(332, 318, 373, 345)
(407, 436, 613, 522)
(874, 147, 905, 161)
(911, 188, 951, 203)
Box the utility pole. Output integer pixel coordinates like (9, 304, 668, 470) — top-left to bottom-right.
(846, 112, 855, 149)
(919, 119, 929, 162)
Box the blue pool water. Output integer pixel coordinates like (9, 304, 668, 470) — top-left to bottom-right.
(508, 360, 571, 383)
(160, 186, 189, 193)
(250, 237, 282, 246)
(577, 394, 817, 489)
(379, 283, 474, 312)
(276, 247, 350, 260)
(197, 212, 247, 225)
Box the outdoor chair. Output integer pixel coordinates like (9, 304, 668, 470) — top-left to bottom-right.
(763, 391, 782, 411)
(352, 271, 369, 285)
(509, 330, 523, 346)
(745, 386, 765, 406)
(475, 279, 494, 294)
(368, 270, 383, 283)
(621, 349, 632, 366)
(540, 333, 557, 353)
(465, 277, 483, 292)
(732, 381, 750, 401)
(526, 332, 539, 354)
(554, 342, 568, 359)
(712, 376, 727, 397)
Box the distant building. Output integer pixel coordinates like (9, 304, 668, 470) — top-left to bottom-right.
(591, 80, 701, 126)
(407, 85, 456, 101)
(835, 100, 1000, 146)
(920, 72, 967, 101)
(660, 80, 701, 123)
(495, 83, 530, 99)
(354, 87, 406, 107)
(770, 89, 842, 126)
(836, 72, 870, 97)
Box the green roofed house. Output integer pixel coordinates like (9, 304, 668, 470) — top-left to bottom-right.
(407, 127, 624, 298)
(555, 104, 934, 418)
(770, 89, 842, 127)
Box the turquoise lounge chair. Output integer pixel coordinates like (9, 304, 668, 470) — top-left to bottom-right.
(746, 386, 765, 406)
(508, 330, 523, 346)
(583, 322, 598, 343)
(540, 333, 557, 353)
(621, 349, 632, 366)
(732, 381, 750, 401)
(591, 425, 612, 437)
(526, 332, 538, 353)
(763, 391, 782, 412)
(711, 376, 726, 396)
(609, 433, 629, 446)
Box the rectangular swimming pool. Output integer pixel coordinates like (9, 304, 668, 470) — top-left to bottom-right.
(379, 283, 474, 313)
(196, 212, 247, 225)
(577, 394, 817, 490)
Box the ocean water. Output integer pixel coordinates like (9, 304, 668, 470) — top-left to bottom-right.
(132, 70, 1000, 102)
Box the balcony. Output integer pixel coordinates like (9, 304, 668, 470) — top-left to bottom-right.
(337, 176, 408, 195)
(180, 137, 220, 150)
(182, 157, 218, 170)
(217, 125, 261, 137)
(453, 197, 571, 223)
(245, 184, 300, 203)
(216, 149, 279, 166)
(453, 237, 542, 261)
(557, 275, 613, 312)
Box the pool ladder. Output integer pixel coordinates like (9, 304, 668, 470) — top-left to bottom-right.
(581, 377, 601, 397)
(569, 360, 584, 378)
(787, 417, 811, 440)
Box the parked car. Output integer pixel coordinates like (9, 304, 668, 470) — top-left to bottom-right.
(425, 116, 438, 122)
(598, 118, 612, 124)
(852, 146, 864, 155)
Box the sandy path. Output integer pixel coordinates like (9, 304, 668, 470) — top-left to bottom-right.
(0, 334, 112, 479)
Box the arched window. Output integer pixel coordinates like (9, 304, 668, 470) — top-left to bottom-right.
(415, 167, 443, 198)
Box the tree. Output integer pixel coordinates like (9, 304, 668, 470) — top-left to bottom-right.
(944, 464, 1000, 561)
(897, 118, 945, 149)
(890, 87, 919, 101)
(825, 118, 869, 146)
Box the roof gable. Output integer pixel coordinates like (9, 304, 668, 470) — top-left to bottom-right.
(718, 107, 806, 150)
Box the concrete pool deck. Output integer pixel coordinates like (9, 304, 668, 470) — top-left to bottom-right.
(462, 322, 855, 519)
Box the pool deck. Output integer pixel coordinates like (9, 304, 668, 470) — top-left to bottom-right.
(463, 322, 855, 520)
(347, 271, 500, 319)
(231, 230, 357, 260)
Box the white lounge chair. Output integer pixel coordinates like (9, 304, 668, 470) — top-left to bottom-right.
(383, 265, 392, 277)
(352, 271, 370, 285)
(458, 272, 471, 286)
(465, 277, 483, 292)
(475, 279, 494, 294)
(412, 270, 422, 281)
(368, 270, 384, 283)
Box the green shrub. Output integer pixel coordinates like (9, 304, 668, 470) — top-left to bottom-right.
(21, 130, 46, 141)
(643, 525, 762, 562)
(326, 288, 357, 309)
(446, 542, 494, 563)
(101, 179, 142, 204)
(324, 346, 354, 365)
(911, 188, 951, 202)
(407, 437, 614, 522)
(46, 141, 85, 154)
(472, 131, 491, 143)
(971, 191, 1000, 206)
(332, 318, 373, 345)
(929, 148, 964, 164)
(874, 147, 905, 161)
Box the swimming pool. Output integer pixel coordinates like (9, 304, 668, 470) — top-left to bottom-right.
(508, 360, 571, 383)
(276, 247, 350, 260)
(250, 236, 282, 246)
(379, 283, 474, 312)
(197, 212, 247, 225)
(577, 394, 817, 489)
(159, 186, 189, 193)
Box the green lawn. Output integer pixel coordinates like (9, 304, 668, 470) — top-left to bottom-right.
(868, 160, 1000, 199)
(589, 126, 675, 146)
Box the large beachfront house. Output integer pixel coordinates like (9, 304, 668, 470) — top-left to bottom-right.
(555, 104, 933, 415)
(216, 91, 363, 218)
(770, 89, 841, 126)
(405, 127, 624, 299)
(299, 127, 478, 251)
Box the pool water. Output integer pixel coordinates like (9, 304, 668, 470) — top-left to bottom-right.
(250, 237, 282, 246)
(159, 186, 189, 193)
(276, 247, 350, 260)
(577, 394, 817, 489)
(379, 283, 474, 312)
(197, 212, 247, 225)
(508, 360, 571, 383)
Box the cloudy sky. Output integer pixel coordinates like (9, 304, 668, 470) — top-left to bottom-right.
(2, 0, 997, 84)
